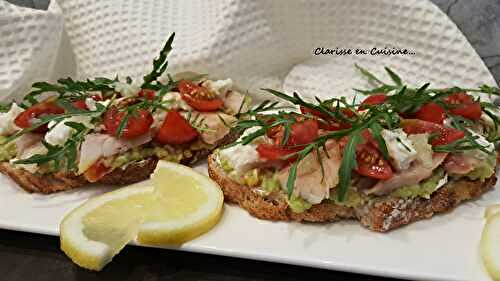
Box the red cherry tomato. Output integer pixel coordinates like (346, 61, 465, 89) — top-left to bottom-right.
(415, 102, 446, 124)
(273, 119, 319, 147)
(400, 119, 465, 146)
(103, 107, 153, 139)
(71, 95, 103, 110)
(138, 89, 157, 100)
(444, 92, 482, 120)
(361, 129, 379, 148)
(258, 118, 319, 162)
(71, 100, 88, 110)
(300, 106, 354, 119)
(178, 79, 199, 95)
(318, 120, 351, 131)
(256, 144, 300, 162)
(178, 80, 224, 112)
(181, 94, 224, 112)
(14, 101, 64, 133)
(83, 160, 112, 183)
(353, 143, 393, 180)
(360, 94, 387, 109)
(338, 131, 392, 180)
(300, 106, 353, 131)
(155, 109, 199, 145)
(300, 106, 327, 119)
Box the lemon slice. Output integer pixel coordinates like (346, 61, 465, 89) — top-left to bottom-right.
(137, 160, 224, 245)
(60, 161, 224, 271)
(485, 204, 500, 219)
(60, 182, 153, 271)
(481, 212, 500, 280)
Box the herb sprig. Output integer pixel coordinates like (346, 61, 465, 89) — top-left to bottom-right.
(22, 77, 117, 107)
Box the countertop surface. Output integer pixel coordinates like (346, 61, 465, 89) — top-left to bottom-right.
(2, 0, 500, 280)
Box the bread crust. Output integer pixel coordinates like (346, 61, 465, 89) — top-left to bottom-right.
(0, 162, 87, 194)
(207, 154, 497, 232)
(0, 132, 239, 194)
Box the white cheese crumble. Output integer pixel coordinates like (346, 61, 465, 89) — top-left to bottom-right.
(381, 129, 417, 171)
(218, 127, 271, 175)
(113, 81, 141, 98)
(85, 99, 111, 111)
(219, 143, 260, 175)
(151, 111, 166, 130)
(85, 98, 97, 111)
(0, 103, 23, 136)
(469, 130, 495, 153)
(202, 79, 233, 96)
(162, 91, 192, 110)
(45, 116, 93, 146)
(465, 129, 495, 160)
(434, 174, 448, 192)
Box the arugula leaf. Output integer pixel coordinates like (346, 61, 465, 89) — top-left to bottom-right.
(0, 102, 12, 113)
(142, 33, 175, 89)
(286, 143, 315, 199)
(337, 132, 361, 201)
(384, 66, 402, 86)
(14, 123, 89, 171)
(355, 64, 385, 85)
(369, 122, 389, 160)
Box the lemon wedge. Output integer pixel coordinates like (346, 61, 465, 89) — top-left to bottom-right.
(485, 204, 500, 219)
(137, 160, 224, 245)
(60, 161, 224, 271)
(481, 212, 500, 280)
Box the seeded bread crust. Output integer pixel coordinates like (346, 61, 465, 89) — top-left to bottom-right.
(0, 132, 239, 194)
(207, 154, 497, 232)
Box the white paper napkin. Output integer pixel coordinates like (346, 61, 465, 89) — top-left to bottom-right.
(0, 0, 497, 103)
(0, 1, 63, 101)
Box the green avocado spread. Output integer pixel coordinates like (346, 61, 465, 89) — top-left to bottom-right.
(0, 136, 16, 162)
(287, 195, 312, 213)
(107, 146, 185, 169)
(330, 188, 367, 208)
(462, 153, 496, 182)
(391, 169, 445, 199)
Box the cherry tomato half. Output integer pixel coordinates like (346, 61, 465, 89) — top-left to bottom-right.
(155, 109, 199, 145)
(178, 80, 224, 112)
(444, 92, 481, 120)
(14, 101, 64, 133)
(71, 95, 103, 110)
(360, 94, 387, 109)
(415, 102, 446, 124)
(138, 89, 157, 100)
(300, 106, 353, 131)
(256, 144, 300, 163)
(272, 119, 319, 147)
(354, 143, 393, 180)
(103, 107, 153, 139)
(400, 119, 465, 146)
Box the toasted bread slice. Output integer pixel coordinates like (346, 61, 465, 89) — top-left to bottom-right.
(0, 159, 156, 194)
(0, 162, 87, 194)
(0, 132, 239, 194)
(207, 154, 497, 232)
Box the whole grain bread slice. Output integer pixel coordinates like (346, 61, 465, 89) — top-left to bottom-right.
(207, 154, 497, 232)
(0, 131, 239, 194)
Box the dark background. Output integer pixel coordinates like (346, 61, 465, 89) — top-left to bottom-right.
(3, 0, 500, 280)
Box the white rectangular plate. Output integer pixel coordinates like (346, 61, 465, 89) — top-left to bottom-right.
(0, 162, 496, 281)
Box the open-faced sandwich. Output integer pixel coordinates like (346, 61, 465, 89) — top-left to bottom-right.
(0, 33, 249, 194)
(208, 65, 500, 232)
